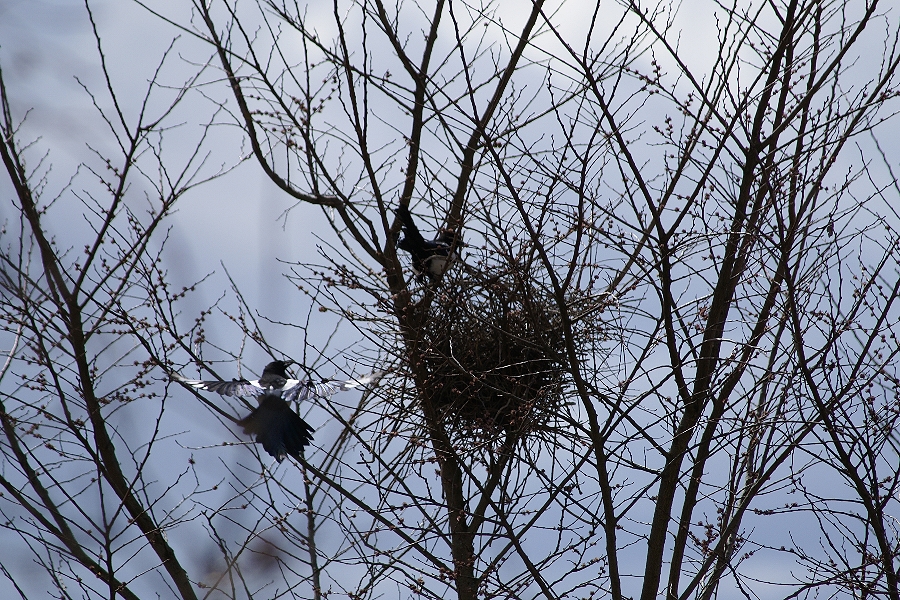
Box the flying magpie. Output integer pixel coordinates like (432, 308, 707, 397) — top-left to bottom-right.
(176, 360, 380, 404)
(396, 204, 458, 282)
(176, 360, 382, 462)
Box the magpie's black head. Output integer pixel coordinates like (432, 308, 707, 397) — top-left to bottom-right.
(262, 360, 294, 378)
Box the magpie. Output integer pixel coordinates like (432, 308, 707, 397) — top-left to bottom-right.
(176, 360, 382, 462)
(396, 204, 458, 282)
(176, 360, 380, 404)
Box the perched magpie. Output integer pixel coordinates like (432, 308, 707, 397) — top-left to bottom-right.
(396, 204, 458, 282)
(237, 391, 314, 462)
(176, 360, 380, 404)
(176, 360, 382, 462)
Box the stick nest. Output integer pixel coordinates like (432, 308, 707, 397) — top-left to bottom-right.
(412, 270, 606, 437)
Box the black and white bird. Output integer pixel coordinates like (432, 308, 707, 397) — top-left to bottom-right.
(396, 204, 458, 282)
(176, 360, 381, 461)
(176, 360, 380, 404)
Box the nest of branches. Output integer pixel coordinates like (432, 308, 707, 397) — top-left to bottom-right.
(411, 268, 606, 439)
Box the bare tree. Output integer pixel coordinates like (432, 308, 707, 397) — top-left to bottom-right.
(0, 14, 247, 598)
(3, 0, 900, 598)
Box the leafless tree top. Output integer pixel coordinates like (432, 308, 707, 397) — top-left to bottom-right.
(1, 0, 899, 599)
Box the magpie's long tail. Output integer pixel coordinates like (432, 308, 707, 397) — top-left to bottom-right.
(396, 204, 427, 246)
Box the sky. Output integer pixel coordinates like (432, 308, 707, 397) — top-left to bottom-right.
(0, 0, 359, 366)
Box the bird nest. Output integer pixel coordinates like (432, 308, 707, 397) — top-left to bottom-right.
(412, 271, 602, 438)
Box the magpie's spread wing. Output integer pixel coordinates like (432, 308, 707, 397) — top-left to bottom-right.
(174, 373, 263, 397)
(282, 371, 384, 404)
(238, 393, 314, 462)
(283, 380, 342, 404)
